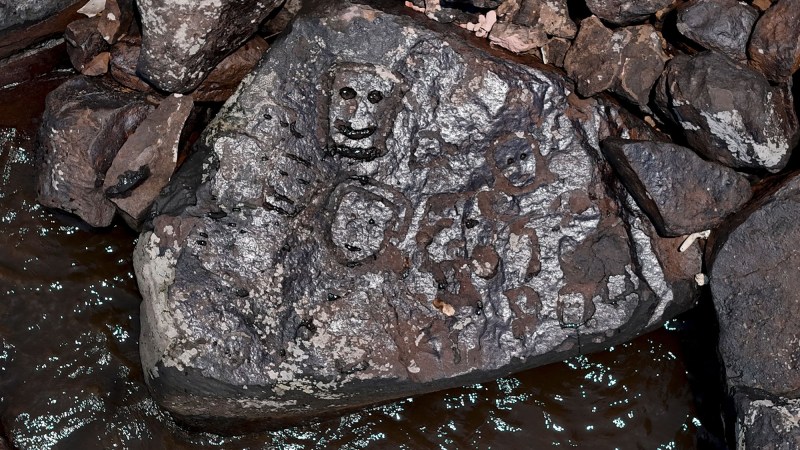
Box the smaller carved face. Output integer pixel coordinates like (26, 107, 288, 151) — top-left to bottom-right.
(328, 63, 406, 161)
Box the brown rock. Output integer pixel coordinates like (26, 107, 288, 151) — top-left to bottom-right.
(81, 50, 110, 76)
(104, 94, 193, 229)
(36, 76, 154, 227)
(542, 37, 570, 67)
(109, 35, 153, 92)
(96, 0, 135, 45)
(489, 0, 575, 54)
(64, 17, 109, 73)
(193, 37, 269, 102)
(749, 0, 800, 81)
(488, 22, 548, 53)
(564, 17, 669, 107)
(0, 39, 69, 89)
(260, 0, 303, 37)
(585, 0, 675, 25)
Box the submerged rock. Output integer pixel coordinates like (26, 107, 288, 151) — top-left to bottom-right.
(748, 0, 800, 82)
(710, 174, 800, 397)
(103, 94, 193, 229)
(584, 0, 674, 25)
(676, 0, 758, 62)
(602, 138, 751, 237)
(564, 17, 669, 107)
(656, 51, 798, 173)
(134, 1, 699, 429)
(36, 76, 154, 227)
(135, 0, 282, 93)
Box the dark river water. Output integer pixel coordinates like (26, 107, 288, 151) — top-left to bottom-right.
(0, 68, 729, 449)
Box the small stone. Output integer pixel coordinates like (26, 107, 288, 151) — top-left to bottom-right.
(751, 0, 772, 10)
(488, 22, 548, 53)
(36, 76, 154, 227)
(655, 51, 798, 172)
(585, 0, 675, 25)
(564, 17, 669, 107)
(103, 94, 193, 229)
(748, 0, 800, 82)
(96, 0, 135, 45)
(602, 138, 751, 236)
(676, 0, 758, 62)
(497, 0, 576, 39)
(64, 17, 109, 73)
(135, 0, 282, 93)
(81, 50, 110, 76)
(710, 173, 800, 396)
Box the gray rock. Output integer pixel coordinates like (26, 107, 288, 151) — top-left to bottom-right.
(736, 393, 800, 449)
(656, 51, 798, 173)
(564, 16, 669, 107)
(134, 1, 700, 429)
(0, 0, 79, 33)
(103, 94, 193, 230)
(710, 173, 800, 397)
(135, 0, 282, 93)
(602, 138, 751, 237)
(676, 0, 758, 62)
(585, 0, 674, 25)
(749, 0, 800, 82)
(36, 76, 154, 227)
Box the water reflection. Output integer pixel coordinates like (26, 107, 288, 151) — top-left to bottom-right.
(0, 75, 708, 449)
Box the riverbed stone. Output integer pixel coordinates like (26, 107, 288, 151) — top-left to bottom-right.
(134, 1, 700, 429)
(602, 138, 751, 237)
(655, 51, 798, 173)
(585, 0, 674, 25)
(36, 76, 154, 227)
(709, 173, 800, 397)
(135, 0, 282, 93)
(103, 94, 193, 229)
(748, 0, 800, 82)
(676, 0, 758, 62)
(564, 17, 669, 107)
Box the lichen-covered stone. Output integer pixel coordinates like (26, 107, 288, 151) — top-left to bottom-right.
(676, 0, 758, 62)
(564, 17, 669, 107)
(36, 76, 154, 227)
(135, 0, 282, 93)
(736, 393, 800, 449)
(135, 1, 699, 429)
(748, 0, 800, 82)
(585, 0, 674, 25)
(656, 51, 798, 173)
(602, 138, 751, 237)
(710, 173, 800, 397)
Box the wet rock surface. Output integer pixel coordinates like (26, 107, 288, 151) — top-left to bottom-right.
(736, 393, 800, 449)
(103, 94, 193, 229)
(564, 17, 669, 107)
(656, 51, 798, 173)
(748, 0, 800, 82)
(601, 138, 751, 237)
(710, 173, 800, 397)
(134, 2, 700, 428)
(584, 0, 674, 25)
(135, 0, 282, 93)
(676, 0, 758, 62)
(36, 76, 154, 227)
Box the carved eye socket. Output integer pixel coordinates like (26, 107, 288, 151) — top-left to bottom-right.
(367, 90, 384, 104)
(339, 87, 357, 100)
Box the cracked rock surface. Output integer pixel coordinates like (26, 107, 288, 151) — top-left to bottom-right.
(134, 1, 700, 428)
(602, 138, 751, 237)
(656, 51, 798, 173)
(710, 173, 800, 397)
(135, 0, 282, 93)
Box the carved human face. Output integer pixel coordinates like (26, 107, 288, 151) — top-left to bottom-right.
(328, 63, 406, 161)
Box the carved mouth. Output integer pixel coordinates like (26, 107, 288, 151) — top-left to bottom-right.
(336, 124, 377, 140)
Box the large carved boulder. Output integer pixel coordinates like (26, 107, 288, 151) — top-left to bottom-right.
(134, 1, 700, 429)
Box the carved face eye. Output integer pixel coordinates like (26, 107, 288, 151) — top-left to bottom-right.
(339, 87, 357, 100)
(367, 90, 384, 104)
